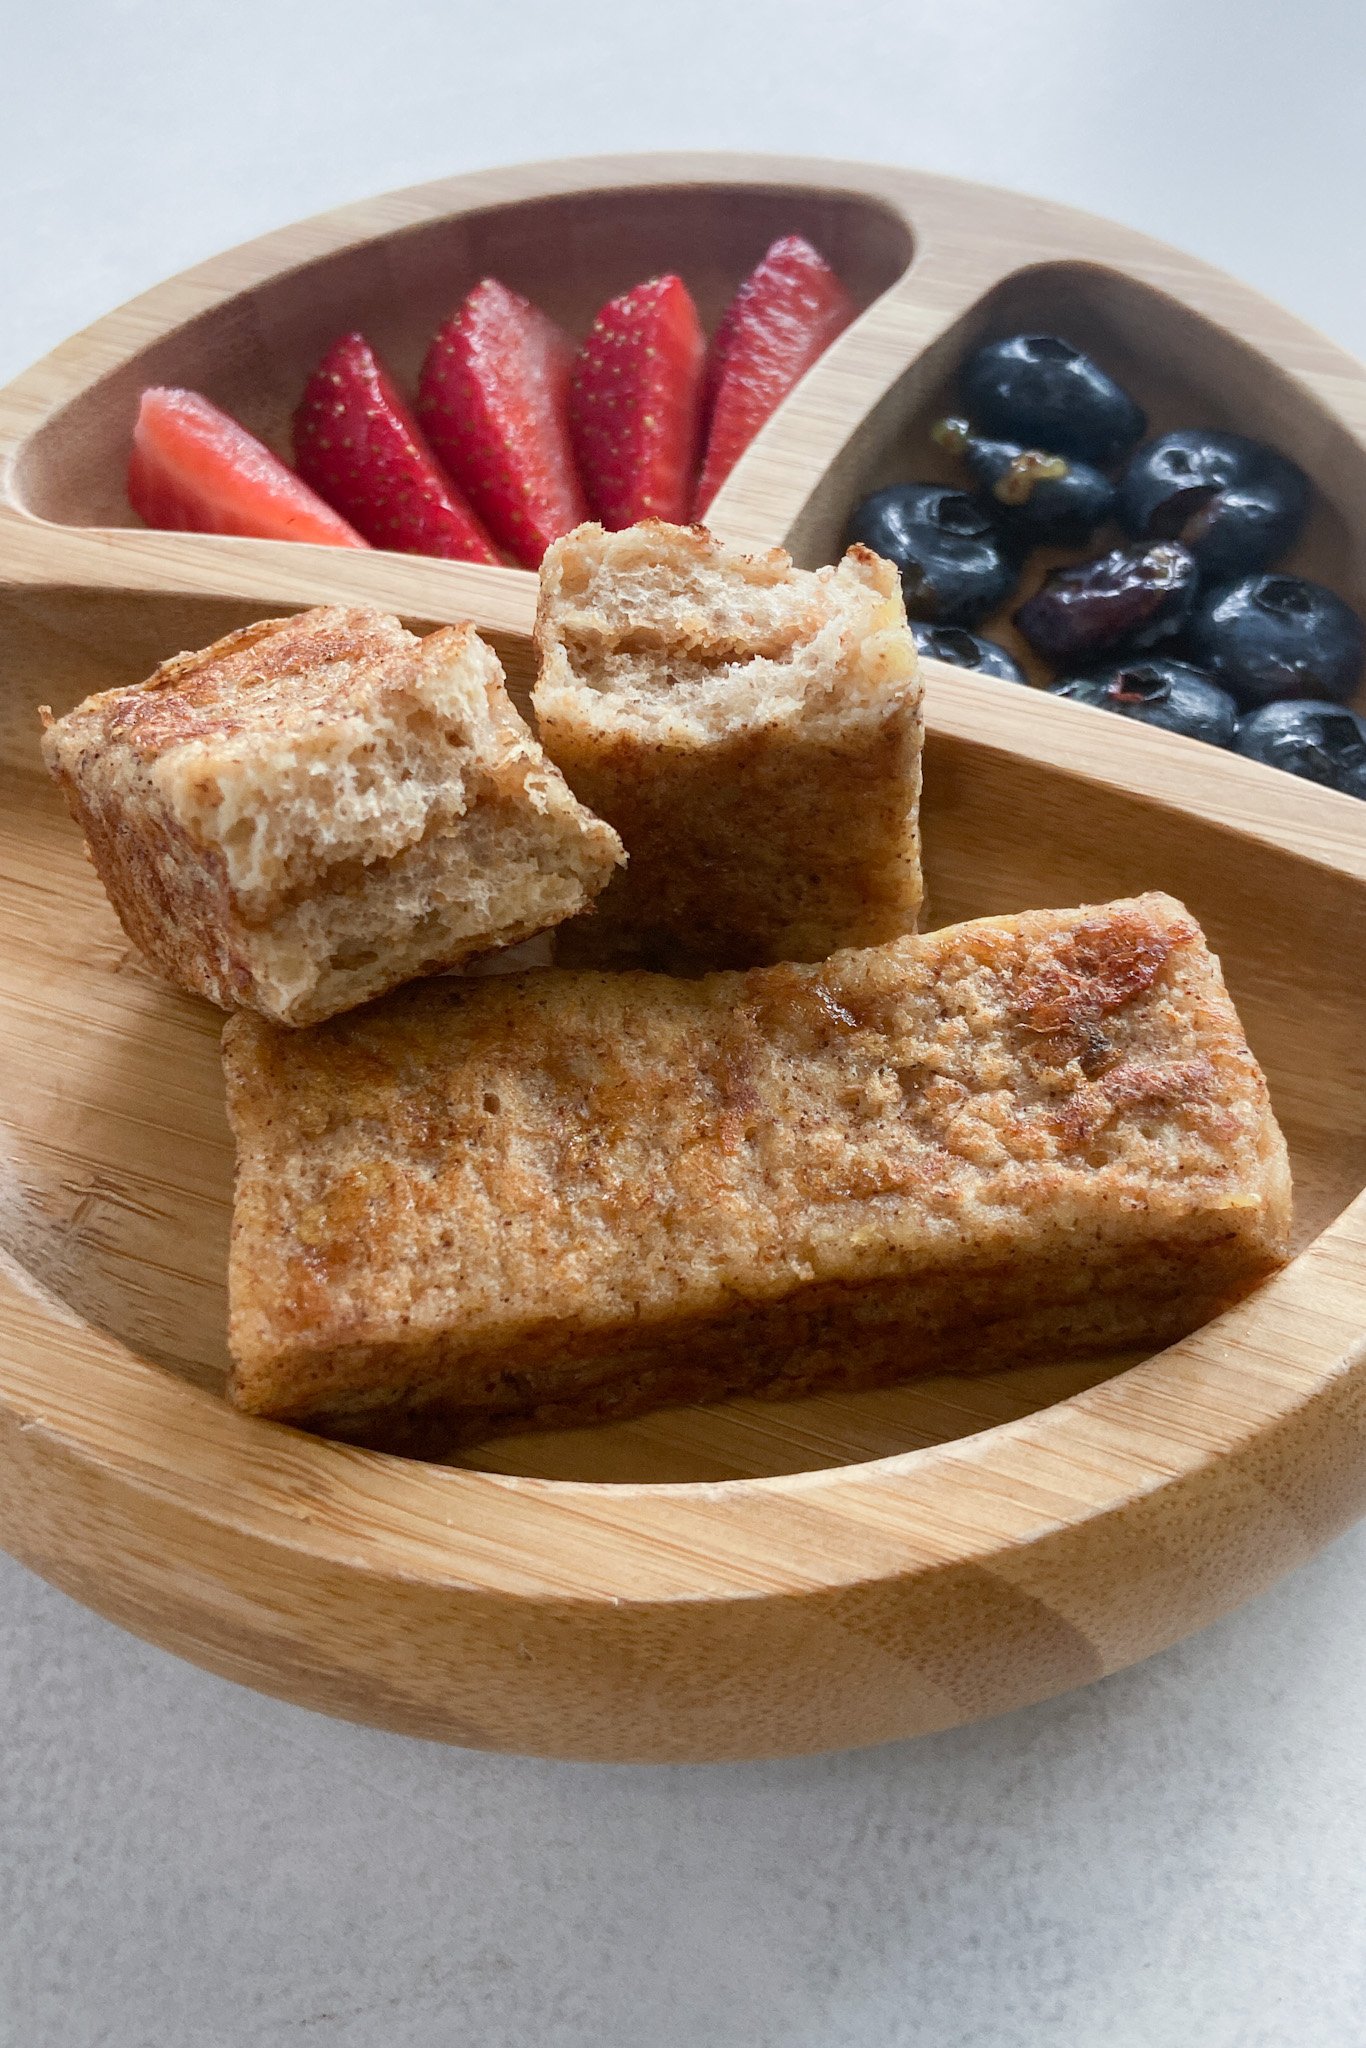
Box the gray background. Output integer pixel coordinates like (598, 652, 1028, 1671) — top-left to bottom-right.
(3, 2, 1364, 2042)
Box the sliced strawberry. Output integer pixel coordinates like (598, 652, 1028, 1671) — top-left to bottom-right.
(293, 333, 499, 564)
(694, 237, 856, 517)
(127, 387, 366, 546)
(417, 280, 587, 569)
(568, 275, 705, 529)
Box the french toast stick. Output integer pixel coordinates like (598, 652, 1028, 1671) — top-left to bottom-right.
(224, 892, 1291, 1451)
(42, 606, 623, 1026)
(533, 520, 923, 970)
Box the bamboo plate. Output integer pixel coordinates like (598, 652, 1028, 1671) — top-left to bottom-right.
(1, 153, 1364, 1764)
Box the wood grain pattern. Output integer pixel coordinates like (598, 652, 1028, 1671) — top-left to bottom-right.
(0, 154, 1363, 1761)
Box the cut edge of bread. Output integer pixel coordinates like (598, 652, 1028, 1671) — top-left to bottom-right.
(533, 520, 919, 744)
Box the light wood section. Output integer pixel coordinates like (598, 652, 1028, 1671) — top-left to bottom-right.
(0, 156, 1363, 1760)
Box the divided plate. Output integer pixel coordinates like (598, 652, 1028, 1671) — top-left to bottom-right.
(0, 153, 1363, 1763)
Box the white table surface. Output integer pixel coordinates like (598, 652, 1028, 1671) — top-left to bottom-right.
(3, 3, 1365, 2043)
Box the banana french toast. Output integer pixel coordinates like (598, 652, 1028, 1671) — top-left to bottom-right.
(41, 606, 624, 1027)
(533, 520, 924, 970)
(223, 892, 1291, 1451)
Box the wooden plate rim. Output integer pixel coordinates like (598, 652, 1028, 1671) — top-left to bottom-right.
(0, 153, 1363, 1617)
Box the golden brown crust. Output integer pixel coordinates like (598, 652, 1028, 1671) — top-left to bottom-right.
(42, 606, 624, 1025)
(223, 892, 1292, 1448)
(533, 522, 923, 971)
(84, 609, 416, 756)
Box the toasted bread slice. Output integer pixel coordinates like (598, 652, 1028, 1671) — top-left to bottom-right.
(42, 606, 624, 1026)
(533, 521, 923, 970)
(223, 892, 1291, 1450)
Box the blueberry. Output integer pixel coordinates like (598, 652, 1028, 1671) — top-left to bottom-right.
(1120, 430, 1309, 578)
(932, 418, 1115, 547)
(1233, 699, 1366, 796)
(845, 483, 1017, 627)
(1186, 573, 1365, 704)
(1048, 658, 1237, 746)
(1014, 542, 1198, 665)
(911, 621, 1027, 682)
(959, 334, 1146, 465)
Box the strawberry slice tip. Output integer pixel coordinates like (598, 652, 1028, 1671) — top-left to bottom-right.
(126, 387, 367, 546)
(293, 332, 500, 564)
(418, 279, 588, 570)
(568, 274, 706, 531)
(694, 236, 856, 518)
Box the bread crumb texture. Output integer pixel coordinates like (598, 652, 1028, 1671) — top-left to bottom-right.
(223, 891, 1291, 1448)
(41, 607, 623, 1025)
(534, 521, 924, 970)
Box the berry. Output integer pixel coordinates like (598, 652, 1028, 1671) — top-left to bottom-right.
(910, 622, 1026, 682)
(844, 483, 1017, 626)
(1232, 699, 1366, 796)
(1049, 657, 1237, 745)
(417, 280, 587, 569)
(1119, 429, 1308, 579)
(1014, 541, 1198, 665)
(932, 418, 1114, 546)
(1186, 573, 1365, 705)
(293, 333, 499, 563)
(959, 334, 1145, 465)
(569, 275, 706, 528)
(695, 236, 855, 516)
(127, 387, 366, 547)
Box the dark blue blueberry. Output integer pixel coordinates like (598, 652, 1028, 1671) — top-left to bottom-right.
(911, 621, 1027, 682)
(1119, 430, 1309, 579)
(1232, 699, 1366, 796)
(1186, 573, 1365, 704)
(1048, 658, 1237, 746)
(1014, 542, 1198, 665)
(959, 334, 1146, 465)
(933, 419, 1115, 546)
(845, 483, 1017, 627)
